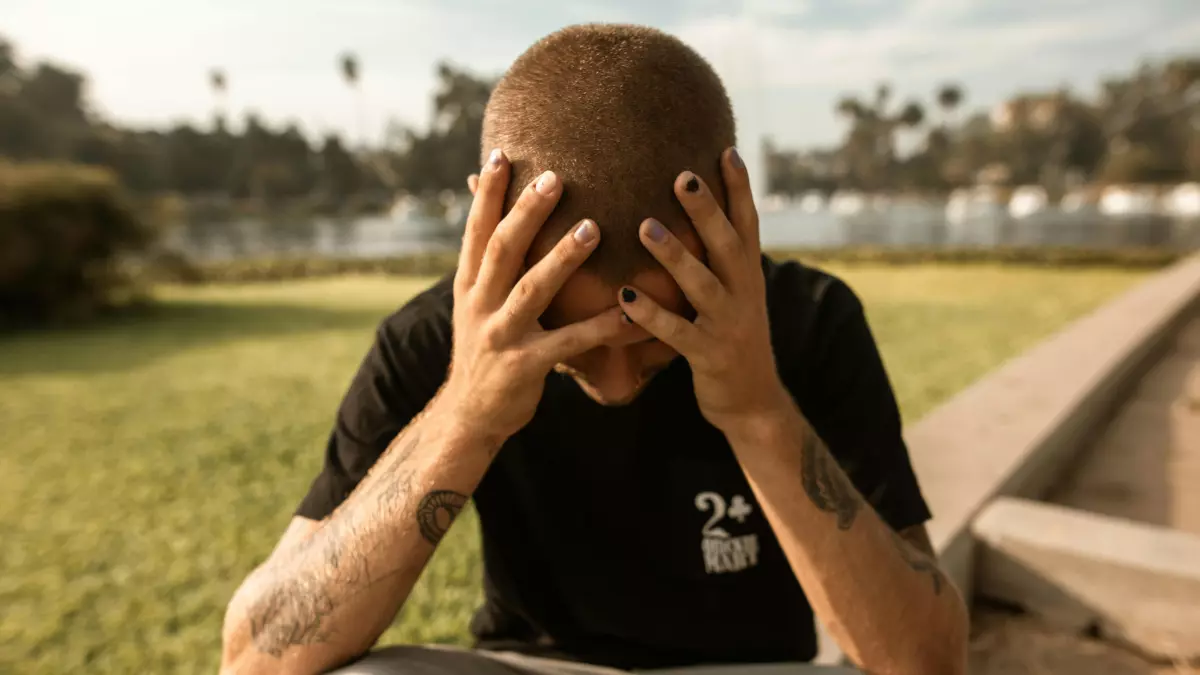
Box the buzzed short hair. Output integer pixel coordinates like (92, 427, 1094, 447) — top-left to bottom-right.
(481, 23, 736, 285)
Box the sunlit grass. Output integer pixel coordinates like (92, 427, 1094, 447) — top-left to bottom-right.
(0, 263, 1149, 674)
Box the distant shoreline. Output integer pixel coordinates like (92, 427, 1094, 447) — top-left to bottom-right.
(145, 246, 1188, 286)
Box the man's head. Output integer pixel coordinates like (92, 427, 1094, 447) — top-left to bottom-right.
(481, 23, 737, 406)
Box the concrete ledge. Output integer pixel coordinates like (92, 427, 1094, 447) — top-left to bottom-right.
(815, 254, 1200, 665)
(972, 497, 1200, 661)
(907, 254, 1200, 597)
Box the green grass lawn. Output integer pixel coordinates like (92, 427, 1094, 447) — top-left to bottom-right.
(0, 263, 1150, 674)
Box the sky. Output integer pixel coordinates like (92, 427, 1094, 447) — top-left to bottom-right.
(3, 0, 1200, 187)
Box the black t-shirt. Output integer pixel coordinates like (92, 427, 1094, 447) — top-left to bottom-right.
(295, 255, 931, 670)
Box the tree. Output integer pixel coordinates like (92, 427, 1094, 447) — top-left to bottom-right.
(831, 85, 925, 190)
(209, 68, 228, 131)
(936, 84, 964, 125)
(339, 52, 365, 148)
(390, 61, 495, 196)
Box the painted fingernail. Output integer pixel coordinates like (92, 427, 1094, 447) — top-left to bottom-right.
(645, 219, 667, 243)
(685, 175, 700, 193)
(621, 312, 633, 325)
(536, 171, 557, 195)
(730, 147, 744, 169)
(574, 219, 597, 244)
(487, 148, 503, 169)
(621, 288, 637, 303)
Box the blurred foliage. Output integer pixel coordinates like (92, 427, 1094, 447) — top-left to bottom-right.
(0, 162, 153, 326)
(766, 57, 1200, 195)
(0, 36, 495, 211)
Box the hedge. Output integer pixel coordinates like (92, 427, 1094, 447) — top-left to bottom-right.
(0, 162, 153, 327)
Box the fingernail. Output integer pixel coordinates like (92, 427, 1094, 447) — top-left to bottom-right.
(621, 312, 633, 325)
(645, 218, 667, 243)
(621, 288, 637, 303)
(487, 148, 503, 169)
(685, 175, 700, 193)
(536, 171, 557, 195)
(574, 219, 597, 244)
(730, 147, 744, 169)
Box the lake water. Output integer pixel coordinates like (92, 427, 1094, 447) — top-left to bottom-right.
(168, 201, 1200, 262)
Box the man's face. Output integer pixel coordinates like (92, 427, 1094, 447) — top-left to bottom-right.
(531, 228, 706, 406)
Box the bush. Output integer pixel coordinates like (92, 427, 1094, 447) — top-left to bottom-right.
(0, 162, 153, 327)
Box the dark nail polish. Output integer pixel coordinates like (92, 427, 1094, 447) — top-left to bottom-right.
(621, 312, 633, 325)
(646, 219, 667, 243)
(730, 147, 744, 169)
(685, 176, 700, 193)
(621, 288, 637, 303)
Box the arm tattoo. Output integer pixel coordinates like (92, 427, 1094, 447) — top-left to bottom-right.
(799, 423, 861, 530)
(891, 529, 945, 596)
(416, 490, 469, 545)
(248, 578, 335, 657)
(247, 429, 425, 657)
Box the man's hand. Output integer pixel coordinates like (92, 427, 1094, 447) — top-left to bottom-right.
(443, 149, 629, 441)
(617, 147, 788, 436)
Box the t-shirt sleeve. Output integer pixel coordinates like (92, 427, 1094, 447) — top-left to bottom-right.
(794, 278, 932, 534)
(294, 287, 453, 521)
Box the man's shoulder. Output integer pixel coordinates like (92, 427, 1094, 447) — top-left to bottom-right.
(378, 271, 455, 335)
(761, 255, 862, 331)
(372, 271, 456, 364)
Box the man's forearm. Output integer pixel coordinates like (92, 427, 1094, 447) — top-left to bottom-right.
(221, 395, 503, 675)
(724, 397, 968, 675)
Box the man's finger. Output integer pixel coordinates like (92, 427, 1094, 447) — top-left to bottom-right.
(501, 219, 600, 330)
(618, 286, 704, 357)
(475, 170, 562, 307)
(637, 218, 728, 318)
(457, 149, 509, 293)
(532, 306, 628, 366)
(720, 147, 760, 256)
(467, 174, 479, 196)
(673, 170, 745, 286)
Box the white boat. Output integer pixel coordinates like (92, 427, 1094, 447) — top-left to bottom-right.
(1009, 186, 1049, 219)
(1163, 182, 1200, 218)
(829, 191, 867, 216)
(798, 191, 825, 214)
(1099, 185, 1157, 216)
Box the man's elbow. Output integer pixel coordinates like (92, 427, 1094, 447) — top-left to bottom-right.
(219, 580, 307, 675)
(219, 590, 269, 675)
(918, 589, 970, 675)
(220, 583, 367, 675)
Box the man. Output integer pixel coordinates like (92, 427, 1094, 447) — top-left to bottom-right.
(220, 23, 968, 675)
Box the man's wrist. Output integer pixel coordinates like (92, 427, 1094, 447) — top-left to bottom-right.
(427, 392, 510, 457)
(716, 382, 797, 450)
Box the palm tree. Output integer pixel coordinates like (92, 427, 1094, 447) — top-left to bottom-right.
(209, 68, 227, 131)
(897, 101, 925, 128)
(835, 96, 865, 121)
(875, 82, 891, 106)
(936, 84, 964, 127)
(339, 52, 365, 148)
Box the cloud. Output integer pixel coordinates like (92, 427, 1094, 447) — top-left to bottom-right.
(674, 0, 1200, 92)
(3, 0, 1197, 152)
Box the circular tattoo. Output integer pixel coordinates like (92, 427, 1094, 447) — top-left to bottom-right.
(416, 490, 468, 545)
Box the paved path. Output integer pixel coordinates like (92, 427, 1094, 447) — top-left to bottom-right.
(969, 312, 1200, 675)
(1050, 312, 1200, 534)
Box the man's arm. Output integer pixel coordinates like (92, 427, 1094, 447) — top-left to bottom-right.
(220, 151, 633, 675)
(725, 405, 968, 675)
(220, 402, 501, 675)
(616, 149, 967, 675)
